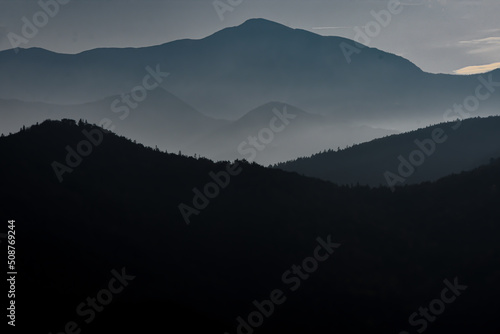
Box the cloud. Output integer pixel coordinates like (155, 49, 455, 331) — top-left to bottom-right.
(481, 28, 500, 34)
(460, 36, 500, 44)
(458, 36, 500, 54)
(454, 62, 500, 75)
(399, 0, 449, 6)
(311, 27, 352, 30)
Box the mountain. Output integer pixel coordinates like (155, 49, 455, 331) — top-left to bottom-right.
(0, 88, 228, 152)
(275, 116, 500, 188)
(1, 19, 499, 129)
(185, 101, 397, 165)
(0, 98, 69, 134)
(1, 120, 500, 333)
(68, 88, 228, 151)
(0, 97, 395, 165)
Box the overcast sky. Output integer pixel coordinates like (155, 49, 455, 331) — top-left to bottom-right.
(0, 0, 499, 74)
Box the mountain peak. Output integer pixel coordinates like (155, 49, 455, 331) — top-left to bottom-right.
(202, 18, 294, 46)
(230, 18, 292, 34)
(240, 18, 287, 28)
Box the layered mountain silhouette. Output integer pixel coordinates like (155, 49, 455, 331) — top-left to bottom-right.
(2, 121, 499, 333)
(185, 102, 397, 165)
(1, 19, 499, 130)
(2, 14, 500, 334)
(0, 95, 396, 165)
(0, 89, 227, 153)
(276, 116, 500, 187)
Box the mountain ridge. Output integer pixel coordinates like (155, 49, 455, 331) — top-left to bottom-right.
(276, 115, 500, 187)
(2, 119, 500, 333)
(1, 18, 498, 130)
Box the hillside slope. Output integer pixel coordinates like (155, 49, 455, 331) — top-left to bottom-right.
(276, 116, 500, 188)
(1, 120, 499, 333)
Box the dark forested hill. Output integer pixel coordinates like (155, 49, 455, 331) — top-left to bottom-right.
(1, 120, 499, 333)
(0, 88, 228, 153)
(275, 116, 500, 188)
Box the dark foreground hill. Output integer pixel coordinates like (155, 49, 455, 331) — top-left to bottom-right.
(1, 120, 499, 333)
(276, 116, 500, 188)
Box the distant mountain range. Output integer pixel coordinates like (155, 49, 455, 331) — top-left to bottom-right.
(276, 116, 500, 187)
(0, 89, 226, 150)
(1, 18, 499, 130)
(2, 16, 500, 334)
(2, 120, 499, 333)
(185, 102, 397, 165)
(0, 93, 396, 165)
